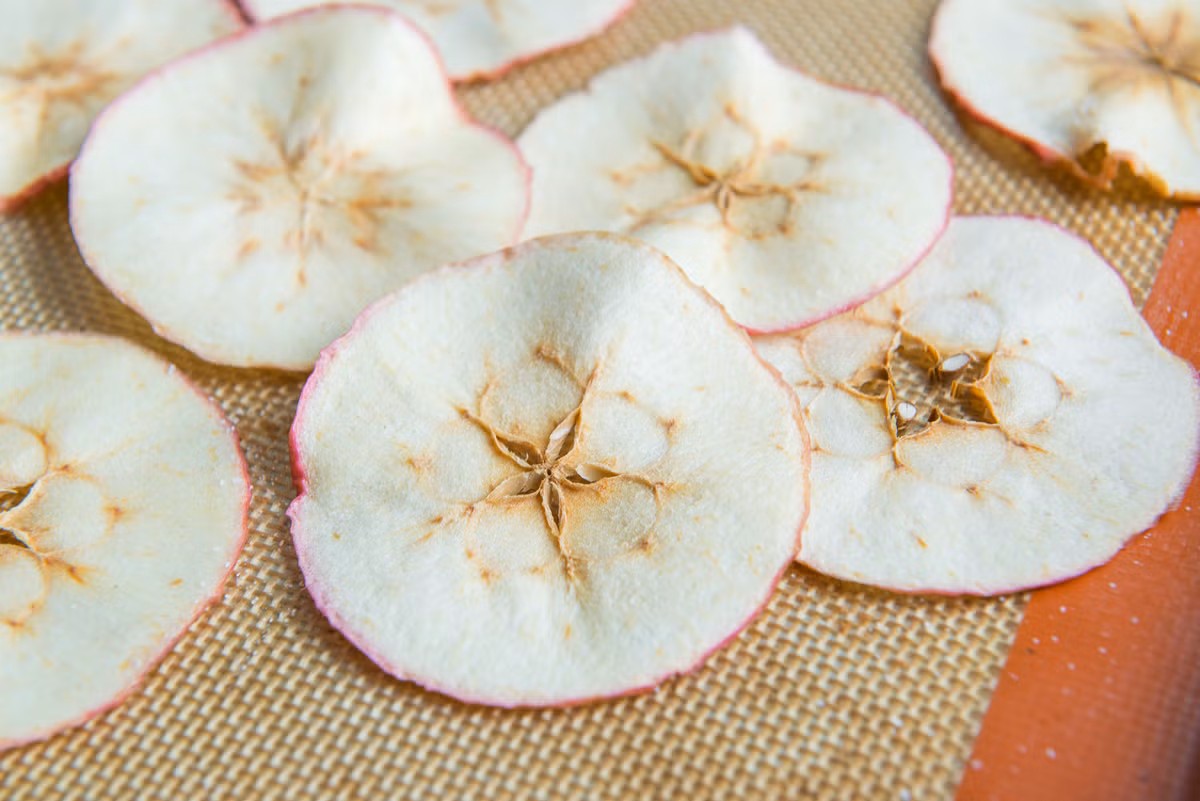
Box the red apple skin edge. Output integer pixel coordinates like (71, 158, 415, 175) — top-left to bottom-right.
(0, 332, 252, 753)
(0, 0, 246, 214)
(68, 3, 532, 372)
(925, 13, 1199, 202)
(235, 0, 640, 84)
(287, 233, 811, 708)
(796, 214, 1200, 599)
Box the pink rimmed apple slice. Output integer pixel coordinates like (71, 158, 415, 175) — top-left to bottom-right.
(755, 216, 1200, 596)
(0, 333, 249, 749)
(240, 0, 635, 81)
(518, 27, 954, 334)
(0, 0, 242, 211)
(930, 0, 1200, 197)
(289, 233, 809, 705)
(70, 7, 530, 370)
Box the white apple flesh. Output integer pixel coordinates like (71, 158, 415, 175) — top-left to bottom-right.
(0, 0, 242, 211)
(241, 0, 635, 81)
(756, 216, 1200, 595)
(289, 233, 810, 706)
(519, 28, 954, 334)
(931, 0, 1200, 197)
(70, 7, 530, 370)
(0, 334, 249, 749)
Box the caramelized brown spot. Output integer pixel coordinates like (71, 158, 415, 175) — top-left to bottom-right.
(534, 343, 584, 387)
(236, 238, 262, 261)
(410, 0, 464, 17)
(406, 455, 434, 473)
(53, 560, 89, 586)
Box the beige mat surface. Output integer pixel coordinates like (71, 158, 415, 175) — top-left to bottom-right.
(0, 0, 1178, 798)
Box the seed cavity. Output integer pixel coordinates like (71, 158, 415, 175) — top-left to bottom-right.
(856, 331, 1001, 439)
(460, 380, 663, 581)
(623, 103, 826, 239)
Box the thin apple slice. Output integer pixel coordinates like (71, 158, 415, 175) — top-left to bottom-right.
(0, 0, 242, 211)
(518, 28, 954, 334)
(0, 333, 249, 749)
(289, 233, 809, 705)
(240, 0, 634, 81)
(755, 216, 1200, 596)
(930, 0, 1200, 197)
(70, 7, 530, 370)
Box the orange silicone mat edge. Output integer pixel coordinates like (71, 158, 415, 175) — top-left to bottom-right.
(956, 209, 1200, 801)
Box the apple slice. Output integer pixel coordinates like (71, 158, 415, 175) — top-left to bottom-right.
(0, 0, 242, 212)
(755, 216, 1200, 596)
(240, 0, 634, 81)
(518, 27, 954, 334)
(289, 233, 809, 705)
(0, 333, 249, 749)
(70, 6, 530, 370)
(930, 0, 1200, 197)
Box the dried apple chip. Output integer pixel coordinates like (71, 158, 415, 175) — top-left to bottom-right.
(0, 334, 249, 749)
(0, 0, 242, 211)
(70, 7, 529, 370)
(289, 233, 809, 705)
(755, 216, 1200, 596)
(931, 0, 1200, 196)
(519, 28, 953, 333)
(241, 0, 634, 81)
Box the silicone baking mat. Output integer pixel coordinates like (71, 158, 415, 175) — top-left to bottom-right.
(0, 0, 1181, 798)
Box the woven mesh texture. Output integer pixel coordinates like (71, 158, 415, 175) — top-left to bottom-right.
(0, 0, 1178, 798)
